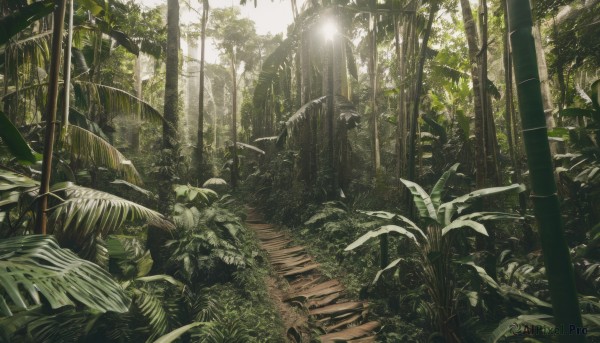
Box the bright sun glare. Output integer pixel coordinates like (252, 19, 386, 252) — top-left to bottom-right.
(322, 21, 338, 41)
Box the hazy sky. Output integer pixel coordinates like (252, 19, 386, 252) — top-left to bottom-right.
(138, 0, 298, 36)
(136, 0, 300, 63)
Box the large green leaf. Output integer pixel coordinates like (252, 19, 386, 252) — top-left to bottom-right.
(0, 111, 38, 164)
(64, 125, 142, 185)
(438, 184, 525, 225)
(359, 210, 427, 241)
(372, 258, 403, 285)
(399, 178, 437, 222)
(345, 225, 420, 251)
(152, 322, 207, 343)
(0, 235, 130, 316)
(430, 163, 459, 210)
(48, 183, 173, 241)
(488, 314, 554, 343)
(0, 1, 54, 46)
(441, 219, 488, 237)
(395, 214, 427, 241)
(358, 210, 395, 220)
(455, 212, 523, 222)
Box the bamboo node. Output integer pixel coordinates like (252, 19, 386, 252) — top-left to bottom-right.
(530, 193, 557, 199)
(517, 77, 540, 85)
(521, 126, 547, 132)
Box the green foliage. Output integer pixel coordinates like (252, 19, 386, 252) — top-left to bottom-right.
(166, 203, 253, 285)
(64, 125, 143, 185)
(304, 201, 348, 226)
(0, 0, 54, 46)
(173, 184, 218, 209)
(345, 164, 524, 341)
(48, 182, 173, 260)
(188, 283, 284, 343)
(0, 111, 38, 164)
(126, 275, 186, 341)
(0, 235, 130, 317)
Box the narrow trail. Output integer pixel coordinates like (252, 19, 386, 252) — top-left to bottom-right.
(245, 207, 380, 343)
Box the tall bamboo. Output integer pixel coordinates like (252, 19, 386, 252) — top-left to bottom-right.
(507, 1, 584, 340)
(36, 0, 67, 235)
(61, 0, 74, 139)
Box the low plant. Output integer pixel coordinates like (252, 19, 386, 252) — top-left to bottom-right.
(345, 164, 525, 342)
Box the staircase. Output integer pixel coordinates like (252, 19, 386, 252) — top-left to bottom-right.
(246, 208, 379, 343)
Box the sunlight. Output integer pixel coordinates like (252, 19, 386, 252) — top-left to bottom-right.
(322, 20, 338, 41)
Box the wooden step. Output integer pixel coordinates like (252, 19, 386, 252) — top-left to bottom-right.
(276, 257, 313, 271)
(324, 313, 362, 332)
(319, 321, 380, 343)
(309, 301, 364, 316)
(307, 292, 341, 308)
(282, 263, 320, 277)
(269, 246, 306, 257)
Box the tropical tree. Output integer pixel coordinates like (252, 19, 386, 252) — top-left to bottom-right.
(209, 7, 258, 188)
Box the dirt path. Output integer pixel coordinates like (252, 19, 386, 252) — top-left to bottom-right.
(246, 207, 379, 343)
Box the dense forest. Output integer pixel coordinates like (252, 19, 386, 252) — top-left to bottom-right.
(0, 0, 599, 342)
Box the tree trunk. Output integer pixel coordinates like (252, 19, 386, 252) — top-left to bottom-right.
(35, 0, 67, 235)
(326, 38, 335, 199)
(460, 0, 486, 189)
(197, 0, 208, 179)
(158, 0, 179, 213)
(507, 2, 584, 339)
(407, 1, 438, 183)
(231, 55, 238, 189)
(163, 0, 179, 150)
(368, 7, 381, 174)
(132, 55, 142, 152)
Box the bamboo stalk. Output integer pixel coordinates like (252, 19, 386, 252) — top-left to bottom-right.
(507, 1, 584, 340)
(35, 0, 67, 235)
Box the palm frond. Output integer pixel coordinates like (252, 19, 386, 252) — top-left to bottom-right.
(72, 81, 163, 123)
(133, 289, 170, 338)
(0, 170, 38, 216)
(236, 142, 265, 155)
(285, 96, 327, 135)
(48, 182, 173, 241)
(153, 322, 207, 343)
(1, 81, 164, 124)
(64, 125, 142, 185)
(111, 179, 156, 199)
(0, 235, 130, 316)
(0, 1, 54, 45)
(126, 275, 186, 340)
(252, 36, 295, 112)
